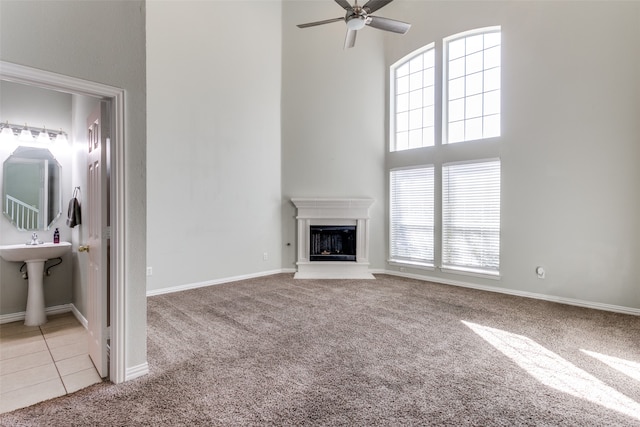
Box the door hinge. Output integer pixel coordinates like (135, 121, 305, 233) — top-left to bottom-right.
(104, 226, 111, 239)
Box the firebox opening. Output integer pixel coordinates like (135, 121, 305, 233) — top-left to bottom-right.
(310, 225, 356, 262)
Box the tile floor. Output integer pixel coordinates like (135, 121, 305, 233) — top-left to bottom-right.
(0, 312, 102, 414)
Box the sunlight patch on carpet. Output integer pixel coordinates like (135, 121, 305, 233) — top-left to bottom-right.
(581, 349, 640, 383)
(462, 320, 640, 422)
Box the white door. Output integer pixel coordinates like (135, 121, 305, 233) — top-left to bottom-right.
(86, 102, 109, 377)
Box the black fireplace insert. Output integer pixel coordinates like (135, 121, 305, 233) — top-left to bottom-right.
(310, 225, 356, 261)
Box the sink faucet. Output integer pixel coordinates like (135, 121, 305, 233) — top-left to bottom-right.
(29, 232, 41, 245)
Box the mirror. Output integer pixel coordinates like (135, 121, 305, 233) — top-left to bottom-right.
(2, 146, 61, 231)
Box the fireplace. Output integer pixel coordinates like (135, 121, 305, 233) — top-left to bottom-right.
(310, 225, 356, 261)
(292, 198, 375, 279)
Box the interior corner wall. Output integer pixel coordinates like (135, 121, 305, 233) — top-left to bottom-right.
(382, 1, 640, 310)
(0, 0, 148, 369)
(146, 1, 283, 292)
(281, 1, 388, 270)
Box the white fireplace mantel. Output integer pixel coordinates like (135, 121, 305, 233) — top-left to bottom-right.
(292, 198, 375, 279)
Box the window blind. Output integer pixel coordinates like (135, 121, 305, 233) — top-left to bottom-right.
(442, 160, 500, 274)
(390, 167, 434, 265)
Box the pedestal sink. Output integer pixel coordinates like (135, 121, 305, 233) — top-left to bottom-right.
(0, 242, 72, 326)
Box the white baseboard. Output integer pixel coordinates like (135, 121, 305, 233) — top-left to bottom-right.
(146, 268, 295, 297)
(146, 268, 639, 316)
(126, 362, 149, 381)
(70, 303, 88, 329)
(382, 270, 640, 316)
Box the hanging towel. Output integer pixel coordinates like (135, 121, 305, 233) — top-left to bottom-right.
(66, 188, 82, 228)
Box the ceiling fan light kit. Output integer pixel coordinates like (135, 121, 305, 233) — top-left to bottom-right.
(297, 0, 411, 49)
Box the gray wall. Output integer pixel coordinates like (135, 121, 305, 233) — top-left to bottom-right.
(382, 1, 640, 309)
(0, 0, 148, 369)
(281, 1, 388, 271)
(148, 1, 639, 312)
(146, 1, 283, 292)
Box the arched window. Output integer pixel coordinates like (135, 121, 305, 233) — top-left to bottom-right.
(390, 44, 435, 152)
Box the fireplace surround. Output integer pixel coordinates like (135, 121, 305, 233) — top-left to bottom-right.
(292, 198, 375, 279)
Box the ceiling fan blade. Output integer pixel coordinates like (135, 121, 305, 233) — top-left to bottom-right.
(297, 17, 345, 28)
(362, 0, 394, 14)
(335, 0, 353, 11)
(344, 29, 357, 49)
(367, 16, 411, 34)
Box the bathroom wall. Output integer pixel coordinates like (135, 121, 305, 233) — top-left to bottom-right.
(0, 81, 74, 315)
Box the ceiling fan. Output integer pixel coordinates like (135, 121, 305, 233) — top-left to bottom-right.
(297, 0, 411, 49)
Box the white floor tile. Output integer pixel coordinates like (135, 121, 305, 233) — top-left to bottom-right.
(55, 354, 95, 377)
(0, 332, 48, 361)
(0, 378, 66, 414)
(0, 314, 101, 415)
(62, 367, 102, 393)
(0, 349, 53, 376)
(49, 339, 88, 362)
(0, 363, 59, 394)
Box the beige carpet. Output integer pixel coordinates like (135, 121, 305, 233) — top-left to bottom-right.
(1, 273, 639, 426)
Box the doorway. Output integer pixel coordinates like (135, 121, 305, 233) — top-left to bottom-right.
(0, 61, 127, 383)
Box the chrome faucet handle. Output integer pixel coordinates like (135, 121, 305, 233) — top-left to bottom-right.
(30, 232, 39, 245)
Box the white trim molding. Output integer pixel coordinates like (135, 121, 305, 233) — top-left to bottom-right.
(147, 269, 295, 297)
(383, 270, 640, 316)
(1, 60, 130, 384)
(145, 269, 640, 316)
(126, 362, 149, 381)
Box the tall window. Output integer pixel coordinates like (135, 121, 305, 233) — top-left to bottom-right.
(388, 27, 502, 277)
(390, 167, 434, 266)
(444, 29, 501, 143)
(391, 45, 435, 151)
(442, 160, 501, 274)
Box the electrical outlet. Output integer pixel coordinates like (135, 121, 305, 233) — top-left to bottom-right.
(263, 252, 268, 261)
(146, 267, 153, 276)
(536, 266, 545, 279)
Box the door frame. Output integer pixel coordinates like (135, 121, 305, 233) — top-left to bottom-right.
(0, 61, 127, 383)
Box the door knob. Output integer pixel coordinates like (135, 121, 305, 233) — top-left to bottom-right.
(78, 245, 90, 252)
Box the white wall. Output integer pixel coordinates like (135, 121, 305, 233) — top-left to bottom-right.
(281, 1, 388, 270)
(0, 0, 148, 370)
(146, 1, 283, 291)
(382, 1, 640, 310)
(0, 81, 73, 314)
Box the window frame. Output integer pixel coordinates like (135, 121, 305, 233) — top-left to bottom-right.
(388, 165, 436, 268)
(441, 158, 501, 276)
(389, 43, 436, 153)
(387, 26, 503, 279)
(442, 26, 502, 144)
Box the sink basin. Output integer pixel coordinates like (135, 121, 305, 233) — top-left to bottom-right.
(0, 242, 71, 262)
(0, 241, 72, 326)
